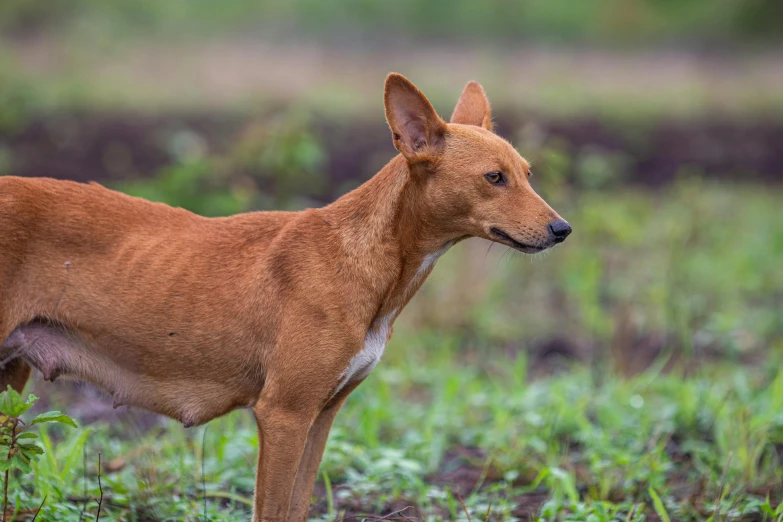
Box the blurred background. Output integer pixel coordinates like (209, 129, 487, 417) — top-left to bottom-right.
(2, 1, 782, 520)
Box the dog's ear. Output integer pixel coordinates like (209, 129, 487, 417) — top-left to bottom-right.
(450, 81, 492, 131)
(384, 73, 446, 161)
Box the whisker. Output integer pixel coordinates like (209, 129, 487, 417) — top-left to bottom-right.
(497, 247, 513, 268)
(483, 240, 495, 270)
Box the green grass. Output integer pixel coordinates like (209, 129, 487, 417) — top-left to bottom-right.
(4, 1, 783, 125)
(2, 0, 780, 46)
(3, 178, 782, 520)
(7, 355, 783, 520)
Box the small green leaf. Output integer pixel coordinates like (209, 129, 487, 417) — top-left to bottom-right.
(18, 443, 44, 455)
(12, 452, 31, 473)
(19, 453, 43, 465)
(16, 432, 38, 440)
(0, 459, 12, 472)
(30, 411, 78, 428)
(1, 386, 39, 417)
(649, 488, 671, 522)
(0, 385, 23, 416)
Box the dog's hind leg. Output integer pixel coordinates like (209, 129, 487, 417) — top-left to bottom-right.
(1, 314, 32, 393)
(0, 357, 31, 393)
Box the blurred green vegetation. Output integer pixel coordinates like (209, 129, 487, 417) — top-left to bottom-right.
(2, 0, 782, 46)
(0, 56, 39, 134)
(114, 111, 327, 215)
(3, 0, 782, 123)
(8, 333, 783, 520)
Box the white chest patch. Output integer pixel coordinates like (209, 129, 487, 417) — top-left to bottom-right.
(333, 311, 395, 396)
(332, 242, 454, 397)
(407, 242, 453, 293)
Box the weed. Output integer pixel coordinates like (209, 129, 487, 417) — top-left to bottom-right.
(0, 386, 77, 521)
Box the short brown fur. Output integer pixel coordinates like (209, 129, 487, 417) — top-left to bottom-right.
(0, 74, 570, 520)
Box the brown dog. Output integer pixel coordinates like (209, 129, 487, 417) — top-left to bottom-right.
(0, 74, 570, 520)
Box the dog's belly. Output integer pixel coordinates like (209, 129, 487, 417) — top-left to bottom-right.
(1, 322, 257, 426)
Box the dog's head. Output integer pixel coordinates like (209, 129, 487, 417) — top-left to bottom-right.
(384, 73, 571, 253)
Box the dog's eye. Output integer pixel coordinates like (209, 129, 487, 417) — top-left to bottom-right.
(484, 171, 505, 185)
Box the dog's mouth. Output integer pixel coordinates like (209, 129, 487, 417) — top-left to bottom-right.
(490, 228, 547, 253)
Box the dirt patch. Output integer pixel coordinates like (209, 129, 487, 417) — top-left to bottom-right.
(2, 113, 782, 197)
(431, 447, 500, 497)
(305, 445, 537, 521)
(510, 492, 550, 522)
(1, 114, 239, 184)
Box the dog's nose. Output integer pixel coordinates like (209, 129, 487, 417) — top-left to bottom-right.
(549, 220, 572, 243)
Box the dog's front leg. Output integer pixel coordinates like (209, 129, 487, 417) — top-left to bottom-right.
(288, 379, 363, 521)
(252, 401, 315, 522)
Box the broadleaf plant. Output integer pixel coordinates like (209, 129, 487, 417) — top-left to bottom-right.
(0, 385, 77, 521)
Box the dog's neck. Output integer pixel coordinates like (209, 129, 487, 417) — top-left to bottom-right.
(323, 155, 456, 314)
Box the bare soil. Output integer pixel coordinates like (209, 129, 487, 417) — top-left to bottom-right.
(3, 113, 782, 196)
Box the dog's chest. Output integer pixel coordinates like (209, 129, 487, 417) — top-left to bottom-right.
(332, 246, 452, 395)
(334, 312, 394, 395)
(406, 242, 452, 295)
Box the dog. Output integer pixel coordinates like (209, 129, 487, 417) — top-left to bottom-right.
(0, 73, 571, 520)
